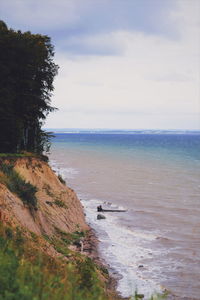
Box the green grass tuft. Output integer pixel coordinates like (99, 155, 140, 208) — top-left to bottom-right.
(0, 223, 107, 300)
(54, 199, 67, 208)
(58, 174, 66, 185)
(0, 163, 38, 209)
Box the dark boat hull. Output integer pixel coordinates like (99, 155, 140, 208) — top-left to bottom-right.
(97, 209, 127, 212)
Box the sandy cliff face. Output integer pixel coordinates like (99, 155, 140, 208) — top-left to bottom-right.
(0, 157, 122, 300)
(0, 157, 88, 236)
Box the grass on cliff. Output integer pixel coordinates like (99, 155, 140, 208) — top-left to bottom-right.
(42, 228, 86, 259)
(0, 152, 49, 162)
(0, 223, 108, 300)
(0, 221, 166, 300)
(54, 199, 68, 208)
(58, 174, 66, 185)
(0, 163, 38, 209)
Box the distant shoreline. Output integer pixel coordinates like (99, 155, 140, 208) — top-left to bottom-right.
(45, 129, 200, 135)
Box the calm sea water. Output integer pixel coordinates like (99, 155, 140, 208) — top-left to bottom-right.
(49, 131, 200, 299)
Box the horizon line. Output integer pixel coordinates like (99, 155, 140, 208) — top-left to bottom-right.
(43, 128, 200, 132)
(44, 127, 200, 130)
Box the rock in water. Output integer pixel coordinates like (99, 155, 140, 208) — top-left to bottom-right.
(97, 214, 106, 220)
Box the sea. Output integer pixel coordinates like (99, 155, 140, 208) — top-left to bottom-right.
(49, 130, 200, 299)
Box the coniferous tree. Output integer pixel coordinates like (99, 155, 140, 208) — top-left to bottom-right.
(0, 21, 58, 153)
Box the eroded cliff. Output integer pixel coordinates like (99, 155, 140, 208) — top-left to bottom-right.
(0, 157, 88, 236)
(0, 156, 122, 300)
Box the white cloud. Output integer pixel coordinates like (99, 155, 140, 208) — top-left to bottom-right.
(0, 0, 199, 129)
(47, 5, 200, 130)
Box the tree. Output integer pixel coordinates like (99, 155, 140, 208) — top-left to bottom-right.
(0, 21, 58, 153)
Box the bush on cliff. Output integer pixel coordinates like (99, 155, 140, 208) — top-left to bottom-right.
(0, 163, 38, 209)
(58, 174, 66, 185)
(0, 223, 107, 300)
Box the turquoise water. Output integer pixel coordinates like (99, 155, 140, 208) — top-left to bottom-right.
(50, 131, 200, 299)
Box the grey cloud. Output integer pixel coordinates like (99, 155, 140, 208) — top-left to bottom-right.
(0, 0, 179, 56)
(59, 34, 124, 56)
(1, 0, 175, 32)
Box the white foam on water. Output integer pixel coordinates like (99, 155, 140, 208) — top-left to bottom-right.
(50, 159, 164, 299)
(50, 160, 79, 179)
(81, 198, 164, 299)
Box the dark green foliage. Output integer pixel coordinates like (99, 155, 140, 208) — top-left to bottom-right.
(77, 257, 97, 290)
(0, 224, 107, 300)
(0, 163, 38, 209)
(0, 153, 33, 158)
(55, 227, 85, 245)
(0, 21, 58, 154)
(0, 244, 19, 299)
(40, 154, 49, 162)
(98, 265, 109, 276)
(54, 199, 67, 208)
(43, 183, 54, 197)
(44, 229, 86, 262)
(5, 227, 13, 240)
(58, 174, 66, 185)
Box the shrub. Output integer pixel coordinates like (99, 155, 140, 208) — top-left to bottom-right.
(40, 154, 49, 162)
(43, 183, 54, 197)
(78, 257, 96, 289)
(0, 163, 38, 209)
(54, 199, 67, 208)
(0, 224, 107, 300)
(58, 174, 66, 185)
(55, 227, 85, 245)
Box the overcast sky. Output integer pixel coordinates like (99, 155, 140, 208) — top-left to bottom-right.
(1, 0, 200, 130)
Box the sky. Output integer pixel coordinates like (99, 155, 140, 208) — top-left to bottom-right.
(1, 0, 200, 130)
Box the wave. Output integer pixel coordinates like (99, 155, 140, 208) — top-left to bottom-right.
(49, 160, 79, 179)
(49, 159, 164, 298)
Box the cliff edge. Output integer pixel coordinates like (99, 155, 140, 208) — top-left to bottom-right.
(0, 156, 122, 300)
(0, 157, 88, 236)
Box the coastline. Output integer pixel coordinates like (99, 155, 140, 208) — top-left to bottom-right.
(0, 156, 189, 300)
(50, 158, 164, 299)
(82, 227, 126, 300)
(0, 156, 125, 299)
(49, 131, 200, 300)
(50, 160, 126, 297)
(82, 222, 182, 300)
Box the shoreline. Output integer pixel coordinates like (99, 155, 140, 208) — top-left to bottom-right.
(82, 227, 126, 299)
(82, 228, 182, 300)
(50, 158, 166, 299)
(50, 159, 162, 299)
(50, 154, 199, 300)
(0, 156, 125, 299)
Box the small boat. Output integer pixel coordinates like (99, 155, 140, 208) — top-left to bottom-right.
(97, 205, 126, 212)
(100, 209, 127, 212)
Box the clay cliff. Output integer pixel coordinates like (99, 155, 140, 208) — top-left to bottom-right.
(0, 157, 88, 236)
(0, 156, 122, 300)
